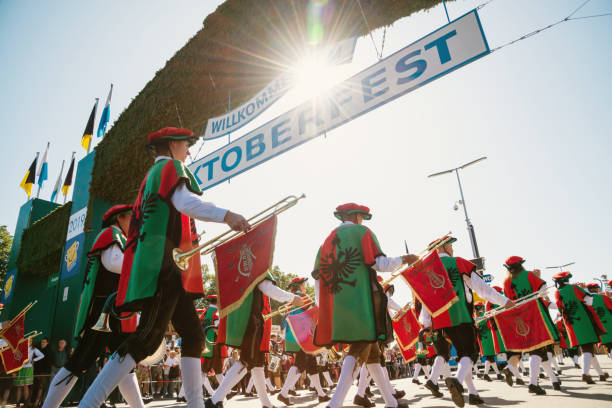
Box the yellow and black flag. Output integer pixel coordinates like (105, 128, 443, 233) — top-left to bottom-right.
(62, 153, 76, 198)
(19, 153, 39, 198)
(81, 99, 99, 152)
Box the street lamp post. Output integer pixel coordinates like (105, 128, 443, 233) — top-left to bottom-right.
(428, 156, 487, 259)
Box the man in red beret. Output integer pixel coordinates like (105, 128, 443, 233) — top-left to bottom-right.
(312, 203, 417, 408)
(502, 256, 560, 395)
(554, 272, 609, 383)
(418, 237, 512, 407)
(43, 205, 148, 408)
(80, 128, 250, 408)
(585, 283, 612, 362)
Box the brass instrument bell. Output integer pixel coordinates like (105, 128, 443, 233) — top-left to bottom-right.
(91, 310, 111, 332)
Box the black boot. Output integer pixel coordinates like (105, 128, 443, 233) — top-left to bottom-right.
(468, 394, 484, 405)
(353, 394, 374, 408)
(528, 384, 546, 395)
(277, 393, 293, 406)
(582, 374, 595, 384)
(502, 368, 513, 387)
(425, 380, 443, 398)
(552, 381, 561, 391)
(483, 374, 492, 382)
(444, 377, 465, 408)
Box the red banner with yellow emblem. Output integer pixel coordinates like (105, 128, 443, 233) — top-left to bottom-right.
(400, 251, 458, 318)
(214, 215, 277, 318)
(392, 307, 421, 350)
(493, 299, 555, 352)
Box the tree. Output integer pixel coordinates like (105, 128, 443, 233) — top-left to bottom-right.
(0, 226, 13, 288)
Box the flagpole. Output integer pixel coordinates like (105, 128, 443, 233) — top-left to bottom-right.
(36, 142, 50, 199)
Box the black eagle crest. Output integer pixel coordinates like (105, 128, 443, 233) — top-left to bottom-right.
(317, 235, 361, 294)
(126, 191, 158, 251)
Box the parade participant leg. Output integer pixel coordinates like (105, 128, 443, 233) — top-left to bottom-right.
(442, 362, 451, 379)
(328, 355, 357, 408)
(246, 376, 255, 394)
(323, 371, 335, 388)
(211, 361, 248, 404)
(266, 377, 276, 392)
(353, 364, 374, 408)
(117, 372, 145, 408)
(527, 355, 546, 395)
(412, 363, 422, 384)
(308, 374, 326, 398)
(591, 356, 608, 380)
(79, 353, 138, 407)
(202, 374, 215, 396)
(540, 359, 560, 390)
(425, 356, 445, 397)
(423, 364, 431, 377)
(41, 368, 78, 408)
(279, 366, 300, 401)
(181, 357, 205, 407)
(464, 374, 484, 405)
(549, 351, 559, 372)
(252, 367, 274, 407)
(366, 362, 398, 408)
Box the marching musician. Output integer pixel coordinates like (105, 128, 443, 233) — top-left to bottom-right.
(278, 277, 330, 405)
(206, 275, 305, 408)
(502, 256, 560, 395)
(200, 294, 228, 396)
(312, 203, 417, 408)
(43, 205, 147, 408)
(79, 127, 250, 408)
(553, 272, 609, 383)
(419, 236, 512, 408)
(585, 282, 612, 362)
(482, 286, 508, 382)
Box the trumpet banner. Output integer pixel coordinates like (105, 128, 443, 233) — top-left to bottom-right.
(287, 307, 324, 355)
(398, 346, 416, 363)
(0, 337, 29, 374)
(493, 299, 555, 352)
(0, 312, 25, 351)
(400, 251, 458, 318)
(214, 215, 277, 318)
(392, 308, 421, 350)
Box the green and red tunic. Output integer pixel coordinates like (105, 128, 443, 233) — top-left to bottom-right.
(200, 305, 229, 359)
(73, 226, 125, 339)
(217, 274, 273, 352)
(486, 301, 507, 354)
(555, 284, 605, 347)
(503, 270, 558, 341)
(312, 223, 388, 346)
(475, 309, 496, 357)
(591, 293, 612, 345)
(432, 256, 476, 329)
(116, 159, 204, 311)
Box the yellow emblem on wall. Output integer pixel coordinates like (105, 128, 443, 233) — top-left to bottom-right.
(4, 275, 14, 297)
(65, 241, 80, 272)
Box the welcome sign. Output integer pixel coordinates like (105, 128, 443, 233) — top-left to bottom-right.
(190, 10, 489, 189)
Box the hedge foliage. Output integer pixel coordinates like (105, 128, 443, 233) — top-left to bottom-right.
(17, 203, 72, 278)
(88, 0, 450, 225)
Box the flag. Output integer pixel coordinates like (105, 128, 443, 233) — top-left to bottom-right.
(50, 160, 65, 203)
(0, 312, 25, 351)
(398, 345, 417, 363)
(392, 308, 421, 350)
(400, 251, 458, 318)
(213, 215, 277, 317)
(97, 84, 113, 138)
(19, 153, 38, 198)
(62, 155, 75, 197)
(0, 337, 29, 374)
(493, 298, 555, 352)
(37, 142, 49, 188)
(81, 99, 98, 151)
(286, 306, 324, 354)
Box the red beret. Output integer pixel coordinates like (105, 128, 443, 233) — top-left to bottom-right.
(504, 256, 525, 268)
(207, 294, 217, 301)
(147, 127, 197, 146)
(608, 280, 612, 288)
(334, 203, 372, 220)
(474, 301, 484, 307)
(552, 271, 572, 281)
(287, 277, 307, 289)
(492, 285, 503, 293)
(586, 283, 600, 289)
(102, 204, 132, 226)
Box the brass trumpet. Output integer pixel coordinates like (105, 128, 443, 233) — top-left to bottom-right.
(263, 296, 314, 321)
(391, 301, 414, 322)
(173, 194, 306, 271)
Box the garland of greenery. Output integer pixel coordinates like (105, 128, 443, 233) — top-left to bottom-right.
(16, 203, 72, 277)
(87, 0, 450, 227)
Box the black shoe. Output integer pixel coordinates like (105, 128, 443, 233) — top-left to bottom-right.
(388, 402, 409, 408)
(227, 391, 237, 400)
(496, 373, 504, 381)
(582, 374, 595, 384)
(425, 380, 443, 398)
(552, 381, 561, 391)
(353, 394, 374, 408)
(516, 378, 525, 385)
(393, 389, 406, 399)
(539, 373, 545, 379)
(176, 396, 186, 403)
(142, 396, 154, 405)
(528, 384, 546, 395)
(318, 395, 331, 403)
(365, 386, 373, 398)
(270, 389, 280, 395)
(476, 373, 483, 378)
(412, 378, 421, 385)
(204, 398, 223, 408)
(502, 368, 513, 387)
(288, 390, 298, 396)
(245, 392, 254, 397)
(483, 374, 492, 382)
(574, 363, 581, 369)
(277, 393, 293, 406)
(468, 394, 484, 405)
(600, 372, 610, 381)
(445, 377, 465, 408)
(329, 383, 336, 390)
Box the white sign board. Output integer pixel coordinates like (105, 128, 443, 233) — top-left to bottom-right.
(65, 207, 87, 241)
(190, 10, 489, 189)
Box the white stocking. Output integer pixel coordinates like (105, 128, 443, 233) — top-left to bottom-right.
(464, 374, 478, 395)
(328, 355, 356, 408)
(456, 357, 472, 383)
(529, 355, 541, 386)
(357, 364, 369, 397)
(215, 374, 224, 385)
(180, 357, 205, 408)
(549, 352, 559, 371)
(518, 359, 526, 373)
(309, 374, 325, 397)
(541, 360, 558, 382)
(202, 374, 214, 395)
(41, 367, 78, 408)
(117, 372, 145, 408)
(591, 355, 604, 375)
(211, 361, 246, 404)
(366, 363, 397, 408)
(442, 363, 451, 379)
(423, 364, 431, 377)
(246, 376, 254, 393)
(266, 377, 275, 391)
(507, 363, 521, 378)
(280, 366, 300, 398)
(492, 362, 500, 374)
(573, 355, 579, 365)
(412, 363, 422, 380)
(78, 353, 136, 408)
(583, 352, 593, 375)
(429, 356, 445, 385)
(251, 367, 273, 407)
(484, 360, 491, 374)
(323, 371, 334, 386)
(557, 354, 564, 365)
(381, 364, 397, 392)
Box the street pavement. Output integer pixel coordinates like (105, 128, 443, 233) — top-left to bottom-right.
(116, 358, 612, 408)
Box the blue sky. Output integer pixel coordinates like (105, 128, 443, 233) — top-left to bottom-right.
(1, 0, 611, 304)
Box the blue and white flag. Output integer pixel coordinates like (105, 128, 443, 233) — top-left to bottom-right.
(37, 142, 49, 188)
(50, 159, 65, 203)
(97, 84, 113, 138)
